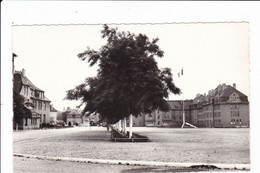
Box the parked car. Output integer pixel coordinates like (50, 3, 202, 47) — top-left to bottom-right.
(55, 120, 65, 127)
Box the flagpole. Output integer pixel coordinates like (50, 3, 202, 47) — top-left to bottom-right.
(179, 68, 197, 128)
(180, 67, 185, 128)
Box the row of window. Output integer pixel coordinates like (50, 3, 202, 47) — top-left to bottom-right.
(22, 86, 45, 98)
(33, 100, 47, 110)
(229, 93, 240, 102)
(230, 105, 239, 109)
(231, 119, 242, 124)
(40, 114, 46, 123)
(198, 119, 222, 126)
(198, 112, 221, 119)
(24, 117, 38, 126)
(231, 111, 240, 117)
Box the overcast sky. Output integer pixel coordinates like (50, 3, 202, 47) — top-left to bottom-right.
(12, 23, 249, 111)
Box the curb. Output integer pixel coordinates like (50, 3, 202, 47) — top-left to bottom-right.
(13, 153, 250, 170)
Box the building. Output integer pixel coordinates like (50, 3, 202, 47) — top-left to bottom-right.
(14, 69, 51, 130)
(50, 105, 58, 124)
(64, 107, 83, 126)
(144, 83, 249, 128)
(82, 113, 100, 126)
(126, 114, 145, 127)
(190, 83, 249, 128)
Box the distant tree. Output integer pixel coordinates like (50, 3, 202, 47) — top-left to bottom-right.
(66, 25, 180, 134)
(60, 111, 68, 123)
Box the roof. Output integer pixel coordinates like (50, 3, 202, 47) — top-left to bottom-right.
(216, 85, 248, 102)
(15, 71, 51, 102)
(21, 75, 44, 92)
(50, 105, 58, 112)
(167, 100, 192, 109)
(15, 71, 44, 91)
(67, 109, 81, 115)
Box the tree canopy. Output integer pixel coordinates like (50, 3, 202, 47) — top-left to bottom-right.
(13, 90, 32, 123)
(66, 25, 180, 124)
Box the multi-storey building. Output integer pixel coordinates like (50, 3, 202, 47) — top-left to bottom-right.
(14, 69, 51, 130)
(126, 114, 145, 127)
(144, 83, 249, 128)
(191, 83, 249, 128)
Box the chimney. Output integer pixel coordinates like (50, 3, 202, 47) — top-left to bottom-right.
(22, 68, 25, 77)
(217, 84, 222, 92)
(222, 83, 226, 90)
(233, 83, 236, 89)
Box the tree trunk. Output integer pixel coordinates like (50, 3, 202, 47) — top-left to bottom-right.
(123, 117, 127, 133)
(118, 120, 122, 131)
(129, 114, 133, 138)
(107, 124, 110, 131)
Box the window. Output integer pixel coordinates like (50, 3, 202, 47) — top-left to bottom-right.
(40, 114, 42, 123)
(32, 118, 37, 125)
(38, 102, 42, 110)
(25, 118, 28, 126)
(43, 114, 46, 123)
(214, 105, 220, 110)
(43, 102, 46, 110)
(231, 111, 239, 117)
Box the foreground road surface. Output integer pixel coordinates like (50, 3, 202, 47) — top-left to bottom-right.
(14, 156, 233, 173)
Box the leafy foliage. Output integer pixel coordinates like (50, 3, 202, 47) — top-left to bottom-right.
(66, 25, 180, 124)
(13, 90, 31, 123)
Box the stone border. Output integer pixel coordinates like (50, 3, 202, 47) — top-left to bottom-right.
(13, 153, 250, 170)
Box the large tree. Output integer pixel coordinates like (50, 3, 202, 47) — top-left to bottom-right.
(66, 25, 180, 132)
(13, 90, 31, 130)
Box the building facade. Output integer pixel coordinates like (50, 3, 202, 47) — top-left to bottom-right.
(144, 83, 249, 128)
(64, 107, 83, 126)
(191, 83, 249, 128)
(14, 69, 51, 130)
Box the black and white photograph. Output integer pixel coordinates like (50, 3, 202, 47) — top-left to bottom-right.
(2, 1, 260, 173)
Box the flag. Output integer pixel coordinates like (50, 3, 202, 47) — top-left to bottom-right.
(178, 68, 183, 77)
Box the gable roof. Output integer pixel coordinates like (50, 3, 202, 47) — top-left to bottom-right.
(21, 75, 44, 92)
(15, 71, 51, 102)
(217, 85, 248, 102)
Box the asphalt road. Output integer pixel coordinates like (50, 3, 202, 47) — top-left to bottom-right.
(14, 156, 230, 173)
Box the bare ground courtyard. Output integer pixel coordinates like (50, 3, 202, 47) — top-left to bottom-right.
(13, 127, 250, 165)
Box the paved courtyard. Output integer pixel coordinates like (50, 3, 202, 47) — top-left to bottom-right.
(13, 127, 250, 172)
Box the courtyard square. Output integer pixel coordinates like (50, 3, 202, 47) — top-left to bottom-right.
(13, 127, 250, 165)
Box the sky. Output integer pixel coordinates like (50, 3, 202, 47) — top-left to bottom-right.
(12, 23, 249, 111)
